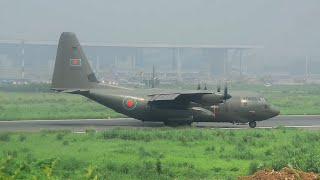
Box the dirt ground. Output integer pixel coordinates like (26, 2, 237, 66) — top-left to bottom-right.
(239, 168, 319, 180)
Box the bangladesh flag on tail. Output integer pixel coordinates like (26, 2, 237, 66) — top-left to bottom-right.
(70, 58, 81, 66)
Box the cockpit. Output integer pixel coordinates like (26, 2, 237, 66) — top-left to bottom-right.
(239, 95, 280, 122)
(241, 97, 266, 103)
(241, 97, 266, 102)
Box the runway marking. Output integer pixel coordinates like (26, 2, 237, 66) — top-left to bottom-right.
(213, 127, 273, 130)
(73, 131, 86, 134)
(0, 118, 133, 123)
(285, 125, 320, 128)
(278, 115, 320, 117)
(211, 125, 320, 130)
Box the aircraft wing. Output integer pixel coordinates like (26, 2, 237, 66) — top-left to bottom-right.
(148, 92, 218, 104)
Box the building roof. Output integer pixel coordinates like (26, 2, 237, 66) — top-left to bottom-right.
(0, 40, 262, 50)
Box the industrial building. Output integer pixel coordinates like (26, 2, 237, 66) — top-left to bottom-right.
(0, 40, 258, 84)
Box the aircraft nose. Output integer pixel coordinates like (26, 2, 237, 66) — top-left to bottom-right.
(270, 106, 280, 117)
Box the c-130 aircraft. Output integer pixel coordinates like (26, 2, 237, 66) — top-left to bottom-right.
(52, 32, 279, 128)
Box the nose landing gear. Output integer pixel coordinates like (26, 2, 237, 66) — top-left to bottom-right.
(249, 121, 257, 128)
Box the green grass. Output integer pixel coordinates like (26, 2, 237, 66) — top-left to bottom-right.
(0, 128, 319, 179)
(0, 92, 122, 120)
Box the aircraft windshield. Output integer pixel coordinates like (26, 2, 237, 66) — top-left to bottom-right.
(241, 97, 266, 102)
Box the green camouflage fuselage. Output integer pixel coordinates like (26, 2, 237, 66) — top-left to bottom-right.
(80, 88, 279, 124)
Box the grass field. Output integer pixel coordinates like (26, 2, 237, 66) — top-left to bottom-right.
(0, 128, 319, 179)
(0, 92, 122, 120)
(1, 83, 320, 120)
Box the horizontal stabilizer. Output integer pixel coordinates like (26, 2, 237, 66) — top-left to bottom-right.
(52, 88, 89, 95)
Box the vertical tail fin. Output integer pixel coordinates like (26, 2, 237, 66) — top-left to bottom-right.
(51, 32, 98, 90)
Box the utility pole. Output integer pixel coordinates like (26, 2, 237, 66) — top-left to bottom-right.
(151, 65, 155, 88)
(21, 40, 25, 80)
(223, 49, 228, 78)
(239, 50, 243, 77)
(305, 56, 310, 81)
(96, 56, 100, 79)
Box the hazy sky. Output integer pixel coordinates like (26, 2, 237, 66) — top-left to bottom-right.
(1, 0, 319, 51)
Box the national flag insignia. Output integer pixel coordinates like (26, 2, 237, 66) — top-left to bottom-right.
(72, 47, 78, 54)
(70, 58, 81, 66)
(122, 97, 137, 110)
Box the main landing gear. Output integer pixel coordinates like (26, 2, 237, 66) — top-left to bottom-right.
(249, 121, 257, 128)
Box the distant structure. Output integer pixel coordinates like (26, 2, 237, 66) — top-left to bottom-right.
(143, 65, 160, 88)
(0, 40, 259, 82)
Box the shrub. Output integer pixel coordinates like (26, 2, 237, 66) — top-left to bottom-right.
(248, 161, 259, 175)
(264, 149, 272, 156)
(57, 157, 85, 176)
(103, 161, 117, 172)
(138, 147, 150, 158)
(120, 163, 130, 174)
(85, 129, 96, 136)
(230, 167, 239, 172)
(0, 133, 10, 142)
(19, 134, 27, 142)
(271, 158, 288, 171)
(212, 167, 222, 172)
(205, 145, 215, 152)
(56, 134, 64, 141)
(156, 159, 162, 175)
(62, 140, 69, 146)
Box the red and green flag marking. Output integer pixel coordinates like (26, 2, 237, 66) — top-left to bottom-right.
(70, 58, 82, 66)
(123, 97, 137, 110)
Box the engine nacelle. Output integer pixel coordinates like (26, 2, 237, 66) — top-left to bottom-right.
(192, 107, 214, 122)
(196, 93, 224, 106)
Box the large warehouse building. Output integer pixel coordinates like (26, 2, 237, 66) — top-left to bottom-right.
(0, 40, 258, 83)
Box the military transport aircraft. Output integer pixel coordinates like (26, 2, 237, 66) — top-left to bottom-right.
(51, 32, 280, 128)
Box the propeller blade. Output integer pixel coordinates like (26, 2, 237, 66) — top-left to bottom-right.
(204, 83, 207, 90)
(217, 84, 221, 93)
(197, 83, 201, 90)
(223, 83, 231, 100)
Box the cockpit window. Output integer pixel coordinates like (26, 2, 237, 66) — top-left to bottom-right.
(259, 97, 266, 102)
(242, 97, 267, 102)
(242, 97, 258, 101)
(249, 97, 258, 101)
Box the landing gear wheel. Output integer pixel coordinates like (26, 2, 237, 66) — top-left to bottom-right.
(249, 121, 257, 128)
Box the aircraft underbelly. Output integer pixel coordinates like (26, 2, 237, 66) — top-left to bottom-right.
(148, 108, 193, 121)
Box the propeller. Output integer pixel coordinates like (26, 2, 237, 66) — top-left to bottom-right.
(204, 83, 207, 90)
(217, 83, 221, 93)
(223, 83, 232, 100)
(197, 83, 201, 90)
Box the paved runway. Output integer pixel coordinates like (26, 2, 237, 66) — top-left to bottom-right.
(1, 115, 320, 132)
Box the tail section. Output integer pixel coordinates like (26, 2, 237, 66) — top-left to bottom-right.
(51, 32, 98, 91)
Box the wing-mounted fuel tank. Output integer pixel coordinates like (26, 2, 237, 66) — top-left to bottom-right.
(191, 107, 214, 122)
